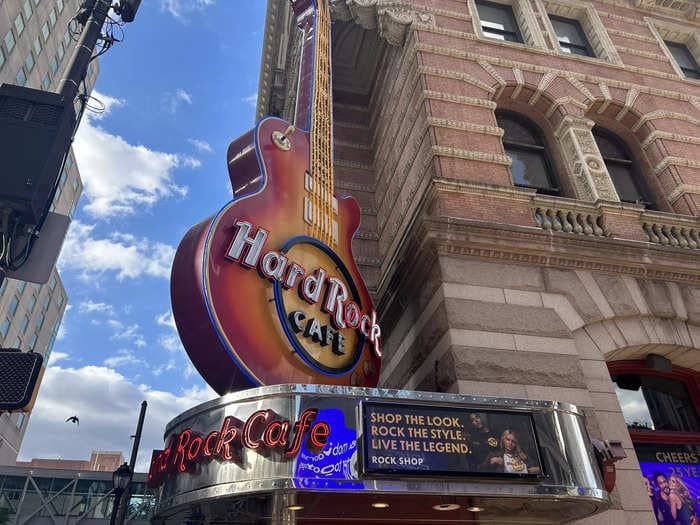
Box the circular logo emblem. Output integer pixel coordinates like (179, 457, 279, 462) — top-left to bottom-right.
(488, 437, 498, 448)
(274, 236, 366, 376)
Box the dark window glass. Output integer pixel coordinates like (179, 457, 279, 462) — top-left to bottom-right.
(665, 41, 700, 80)
(497, 111, 559, 194)
(613, 374, 700, 433)
(476, 0, 523, 43)
(593, 128, 652, 207)
(550, 15, 593, 57)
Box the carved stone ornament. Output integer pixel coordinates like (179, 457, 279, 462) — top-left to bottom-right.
(334, 0, 435, 46)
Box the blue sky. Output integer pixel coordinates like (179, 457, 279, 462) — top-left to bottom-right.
(18, 0, 266, 471)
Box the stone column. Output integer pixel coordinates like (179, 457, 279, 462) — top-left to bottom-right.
(555, 116, 620, 202)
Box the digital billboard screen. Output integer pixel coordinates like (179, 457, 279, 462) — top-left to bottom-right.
(361, 401, 543, 478)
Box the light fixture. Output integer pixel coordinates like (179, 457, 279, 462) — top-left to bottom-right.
(466, 506, 485, 512)
(432, 503, 461, 511)
(371, 502, 390, 509)
(286, 505, 304, 511)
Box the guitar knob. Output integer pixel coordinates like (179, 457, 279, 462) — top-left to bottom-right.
(272, 130, 292, 151)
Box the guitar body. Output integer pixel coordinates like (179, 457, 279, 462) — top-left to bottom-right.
(171, 117, 381, 394)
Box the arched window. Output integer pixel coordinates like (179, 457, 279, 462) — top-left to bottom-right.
(497, 111, 559, 195)
(592, 128, 654, 208)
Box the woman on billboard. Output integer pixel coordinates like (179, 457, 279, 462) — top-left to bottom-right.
(669, 474, 699, 525)
(487, 429, 540, 475)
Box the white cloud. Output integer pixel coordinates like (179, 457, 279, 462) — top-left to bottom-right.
(79, 300, 115, 316)
(18, 365, 217, 471)
(59, 221, 175, 281)
(160, 0, 215, 21)
(48, 352, 70, 365)
(107, 320, 146, 348)
(162, 89, 193, 113)
(180, 156, 201, 169)
(104, 349, 145, 368)
(244, 92, 257, 108)
(187, 139, 213, 154)
(74, 90, 190, 218)
(156, 311, 176, 330)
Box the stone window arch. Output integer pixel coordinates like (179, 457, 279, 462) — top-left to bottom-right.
(497, 110, 560, 195)
(592, 126, 655, 209)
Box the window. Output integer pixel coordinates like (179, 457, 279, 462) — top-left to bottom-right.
(550, 15, 593, 56)
(66, 154, 73, 171)
(57, 42, 64, 62)
(72, 177, 79, 192)
(17, 281, 26, 294)
(68, 201, 76, 218)
(63, 29, 71, 47)
(0, 279, 6, 294)
(20, 316, 29, 334)
(33, 37, 42, 56)
(60, 169, 67, 186)
(24, 0, 33, 20)
(0, 318, 9, 338)
(36, 313, 44, 330)
(476, 0, 523, 43)
(41, 22, 50, 42)
(54, 185, 62, 203)
(57, 0, 64, 12)
(592, 127, 652, 207)
(42, 72, 51, 90)
(25, 51, 35, 73)
(4, 30, 16, 54)
(49, 276, 57, 291)
(33, 0, 41, 5)
(49, 56, 58, 74)
(28, 333, 37, 350)
(609, 361, 700, 441)
(665, 41, 700, 80)
(43, 294, 50, 311)
(0, 48, 5, 70)
(13, 336, 21, 348)
(56, 294, 64, 307)
(497, 111, 559, 194)
(49, 8, 57, 27)
(9, 296, 19, 316)
(28, 295, 36, 312)
(16, 68, 26, 86)
(14, 13, 25, 36)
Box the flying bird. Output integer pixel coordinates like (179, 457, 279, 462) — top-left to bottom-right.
(65, 415, 80, 426)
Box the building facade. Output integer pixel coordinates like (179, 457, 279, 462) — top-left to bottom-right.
(0, 464, 156, 525)
(16, 450, 125, 472)
(0, 0, 98, 464)
(258, 0, 700, 523)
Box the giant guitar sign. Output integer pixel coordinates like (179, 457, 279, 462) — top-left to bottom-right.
(171, 0, 382, 394)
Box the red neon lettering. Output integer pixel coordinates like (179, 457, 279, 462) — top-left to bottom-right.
(284, 409, 318, 457)
(216, 416, 241, 460)
(173, 429, 192, 472)
(203, 431, 218, 457)
(310, 421, 330, 448)
(187, 436, 203, 461)
(243, 410, 270, 449)
(263, 420, 289, 449)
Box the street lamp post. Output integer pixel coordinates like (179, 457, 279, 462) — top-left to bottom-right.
(110, 463, 133, 525)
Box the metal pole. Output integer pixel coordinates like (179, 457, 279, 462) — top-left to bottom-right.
(58, 0, 112, 104)
(116, 400, 147, 525)
(109, 488, 123, 525)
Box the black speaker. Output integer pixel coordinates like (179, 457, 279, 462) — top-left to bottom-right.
(0, 348, 44, 412)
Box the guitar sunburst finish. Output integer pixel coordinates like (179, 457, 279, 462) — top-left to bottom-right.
(170, 0, 382, 394)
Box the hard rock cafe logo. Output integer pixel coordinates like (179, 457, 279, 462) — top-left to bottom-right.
(226, 220, 382, 375)
(148, 408, 329, 487)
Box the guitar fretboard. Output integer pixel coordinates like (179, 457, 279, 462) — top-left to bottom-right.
(301, 0, 338, 247)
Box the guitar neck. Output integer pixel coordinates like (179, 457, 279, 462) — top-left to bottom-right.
(291, 0, 337, 246)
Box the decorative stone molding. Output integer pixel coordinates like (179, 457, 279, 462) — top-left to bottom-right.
(537, 0, 623, 64)
(554, 116, 620, 202)
(631, 0, 697, 21)
(667, 184, 700, 204)
(641, 211, 700, 248)
(335, 0, 435, 46)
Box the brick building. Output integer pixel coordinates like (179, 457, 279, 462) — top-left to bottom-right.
(258, 0, 700, 523)
(16, 450, 125, 472)
(0, 0, 98, 464)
